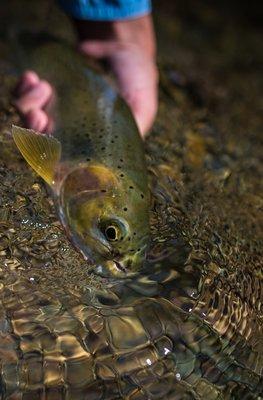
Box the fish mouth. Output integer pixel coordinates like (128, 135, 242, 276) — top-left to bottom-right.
(71, 232, 129, 278)
(94, 258, 137, 279)
(113, 260, 127, 274)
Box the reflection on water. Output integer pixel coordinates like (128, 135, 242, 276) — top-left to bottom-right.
(0, 0, 262, 399)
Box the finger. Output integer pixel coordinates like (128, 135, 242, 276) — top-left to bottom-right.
(15, 70, 40, 95)
(45, 117, 55, 135)
(14, 80, 53, 114)
(109, 50, 158, 136)
(25, 109, 49, 133)
(79, 40, 120, 59)
(130, 86, 158, 136)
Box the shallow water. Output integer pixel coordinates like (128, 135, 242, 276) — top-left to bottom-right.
(0, 1, 262, 399)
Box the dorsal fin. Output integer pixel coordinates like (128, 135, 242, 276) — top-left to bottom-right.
(12, 125, 61, 186)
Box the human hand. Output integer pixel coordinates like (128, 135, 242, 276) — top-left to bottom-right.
(14, 15, 158, 137)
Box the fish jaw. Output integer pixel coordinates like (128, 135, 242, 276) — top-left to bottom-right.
(93, 240, 149, 279)
(60, 207, 149, 279)
(94, 260, 138, 279)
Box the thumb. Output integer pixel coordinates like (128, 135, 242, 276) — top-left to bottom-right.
(78, 40, 120, 59)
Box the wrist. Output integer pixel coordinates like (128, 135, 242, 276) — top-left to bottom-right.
(74, 14, 156, 59)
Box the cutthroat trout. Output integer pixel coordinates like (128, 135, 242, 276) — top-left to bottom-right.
(12, 33, 150, 278)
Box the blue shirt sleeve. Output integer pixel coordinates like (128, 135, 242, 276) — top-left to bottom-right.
(58, 0, 152, 21)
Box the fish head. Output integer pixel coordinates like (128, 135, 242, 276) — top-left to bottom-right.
(60, 164, 150, 278)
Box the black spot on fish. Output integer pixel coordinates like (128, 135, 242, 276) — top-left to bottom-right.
(128, 237, 131, 241)
(120, 174, 124, 177)
(111, 140, 114, 144)
(109, 154, 112, 157)
(123, 207, 127, 211)
(117, 166, 121, 169)
(133, 232, 137, 236)
(120, 159, 124, 162)
(141, 194, 144, 199)
(101, 189, 107, 193)
(101, 147, 106, 151)
(137, 248, 141, 252)
(115, 135, 118, 139)
(86, 158, 91, 161)
(129, 186, 134, 189)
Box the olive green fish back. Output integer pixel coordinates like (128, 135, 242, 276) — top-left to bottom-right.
(15, 34, 148, 194)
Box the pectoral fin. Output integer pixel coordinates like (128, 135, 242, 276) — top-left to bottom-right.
(12, 125, 61, 186)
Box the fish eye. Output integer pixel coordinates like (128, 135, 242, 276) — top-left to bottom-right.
(99, 218, 127, 243)
(105, 225, 118, 241)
